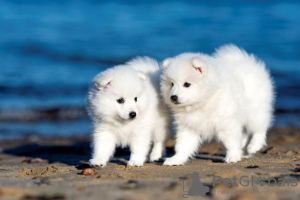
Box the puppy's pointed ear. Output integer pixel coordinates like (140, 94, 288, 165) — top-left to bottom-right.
(137, 72, 147, 81)
(192, 57, 204, 74)
(95, 77, 112, 90)
(162, 58, 172, 70)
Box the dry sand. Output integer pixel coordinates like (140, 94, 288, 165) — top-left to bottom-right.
(0, 127, 299, 200)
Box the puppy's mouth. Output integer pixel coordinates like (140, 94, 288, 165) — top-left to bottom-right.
(120, 117, 136, 121)
(173, 101, 181, 105)
(172, 100, 188, 107)
(117, 116, 131, 122)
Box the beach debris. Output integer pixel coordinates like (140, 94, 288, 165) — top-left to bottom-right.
(22, 158, 48, 164)
(82, 168, 97, 176)
(120, 180, 141, 190)
(246, 165, 259, 169)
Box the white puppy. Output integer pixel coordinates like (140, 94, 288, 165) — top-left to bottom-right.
(88, 57, 170, 167)
(161, 44, 274, 165)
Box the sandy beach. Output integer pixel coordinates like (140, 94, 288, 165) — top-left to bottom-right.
(0, 127, 299, 200)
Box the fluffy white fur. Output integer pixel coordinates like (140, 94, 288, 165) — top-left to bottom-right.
(88, 57, 170, 167)
(161, 44, 274, 165)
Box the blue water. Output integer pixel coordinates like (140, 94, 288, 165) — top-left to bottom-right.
(0, 0, 300, 139)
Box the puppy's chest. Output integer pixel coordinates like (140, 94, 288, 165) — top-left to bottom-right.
(114, 126, 135, 146)
(113, 122, 148, 147)
(176, 110, 214, 133)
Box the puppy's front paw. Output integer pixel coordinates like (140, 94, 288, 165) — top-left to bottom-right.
(127, 157, 144, 167)
(163, 156, 186, 166)
(89, 159, 107, 168)
(224, 153, 242, 163)
(242, 153, 255, 159)
(149, 151, 162, 162)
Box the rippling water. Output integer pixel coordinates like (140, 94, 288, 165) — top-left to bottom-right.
(0, 0, 300, 139)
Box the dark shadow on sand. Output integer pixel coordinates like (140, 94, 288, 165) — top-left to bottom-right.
(3, 142, 131, 167)
(165, 147, 225, 164)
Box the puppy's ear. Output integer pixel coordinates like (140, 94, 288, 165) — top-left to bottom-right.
(95, 77, 112, 90)
(162, 58, 172, 70)
(192, 57, 204, 74)
(137, 72, 147, 81)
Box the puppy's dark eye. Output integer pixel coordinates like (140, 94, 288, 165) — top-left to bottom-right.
(117, 98, 125, 104)
(183, 82, 191, 87)
(171, 82, 174, 87)
(134, 97, 137, 102)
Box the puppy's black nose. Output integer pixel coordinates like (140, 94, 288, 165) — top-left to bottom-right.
(129, 112, 136, 119)
(171, 95, 178, 102)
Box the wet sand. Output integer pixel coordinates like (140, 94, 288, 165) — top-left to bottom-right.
(0, 127, 299, 200)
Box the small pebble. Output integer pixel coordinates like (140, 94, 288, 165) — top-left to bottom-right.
(82, 168, 98, 176)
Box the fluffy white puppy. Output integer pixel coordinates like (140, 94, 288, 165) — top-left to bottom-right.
(161, 44, 274, 165)
(88, 57, 170, 167)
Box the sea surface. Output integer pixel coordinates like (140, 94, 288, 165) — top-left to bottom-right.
(0, 0, 300, 139)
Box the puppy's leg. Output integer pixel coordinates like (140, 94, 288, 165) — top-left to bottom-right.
(89, 131, 116, 168)
(150, 125, 169, 162)
(150, 141, 164, 162)
(220, 127, 243, 163)
(241, 133, 252, 158)
(247, 131, 267, 155)
(163, 130, 200, 166)
(128, 133, 151, 167)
